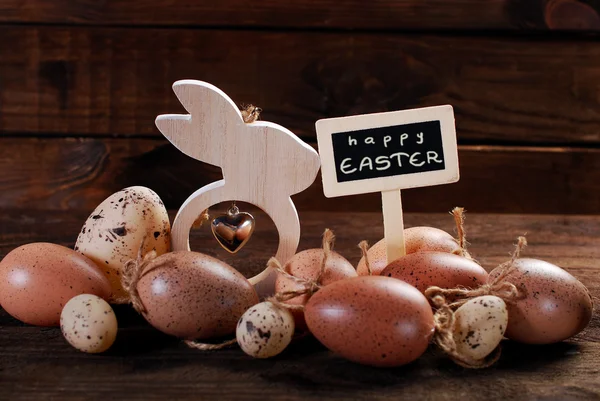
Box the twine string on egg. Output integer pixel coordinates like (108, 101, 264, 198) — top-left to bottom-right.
(117, 236, 160, 312)
(265, 257, 315, 311)
(425, 236, 528, 368)
(192, 208, 210, 230)
(358, 241, 372, 276)
(317, 228, 335, 283)
(425, 236, 528, 309)
(240, 104, 262, 123)
(453, 207, 466, 250)
(185, 338, 238, 351)
(266, 228, 335, 311)
(429, 294, 502, 369)
(451, 207, 473, 260)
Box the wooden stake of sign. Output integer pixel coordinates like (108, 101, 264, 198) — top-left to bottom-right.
(156, 80, 320, 297)
(381, 189, 406, 262)
(316, 105, 459, 265)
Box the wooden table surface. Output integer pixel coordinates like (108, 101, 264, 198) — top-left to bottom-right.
(1, 209, 599, 400)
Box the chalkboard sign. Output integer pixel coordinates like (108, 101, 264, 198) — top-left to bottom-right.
(332, 120, 445, 183)
(316, 105, 460, 263)
(316, 105, 459, 198)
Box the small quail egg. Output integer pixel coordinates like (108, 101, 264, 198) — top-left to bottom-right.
(60, 294, 117, 353)
(236, 301, 295, 358)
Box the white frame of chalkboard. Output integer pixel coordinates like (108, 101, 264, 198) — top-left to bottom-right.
(316, 105, 459, 198)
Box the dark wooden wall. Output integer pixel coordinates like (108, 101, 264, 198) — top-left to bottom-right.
(1, 0, 600, 214)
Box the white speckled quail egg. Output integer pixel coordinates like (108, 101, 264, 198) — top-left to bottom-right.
(236, 301, 295, 358)
(75, 186, 171, 301)
(60, 294, 118, 353)
(453, 295, 508, 360)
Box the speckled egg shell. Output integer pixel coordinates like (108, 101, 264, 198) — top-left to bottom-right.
(0, 243, 112, 326)
(137, 251, 259, 340)
(75, 186, 171, 301)
(489, 258, 593, 344)
(453, 296, 508, 361)
(236, 301, 295, 358)
(274, 249, 357, 329)
(380, 251, 488, 293)
(305, 276, 435, 367)
(61, 294, 118, 353)
(357, 226, 460, 275)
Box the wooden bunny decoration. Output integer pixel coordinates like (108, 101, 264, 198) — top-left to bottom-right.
(156, 80, 320, 296)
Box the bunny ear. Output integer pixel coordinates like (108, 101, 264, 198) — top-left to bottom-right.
(155, 80, 245, 167)
(172, 80, 243, 122)
(251, 122, 321, 196)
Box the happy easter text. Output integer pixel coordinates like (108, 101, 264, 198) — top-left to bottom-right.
(331, 120, 446, 183)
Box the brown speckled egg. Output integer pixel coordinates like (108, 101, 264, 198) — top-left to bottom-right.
(61, 294, 117, 353)
(305, 276, 435, 367)
(76, 186, 171, 301)
(489, 258, 593, 344)
(236, 301, 295, 358)
(274, 249, 357, 329)
(136, 251, 259, 340)
(380, 252, 488, 293)
(0, 243, 112, 326)
(357, 226, 460, 275)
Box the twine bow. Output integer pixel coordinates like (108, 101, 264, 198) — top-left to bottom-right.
(241, 104, 262, 123)
(266, 228, 335, 309)
(428, 293, 502, 369)
(425, 236, 527, 309)
(426, 236, 528, 368)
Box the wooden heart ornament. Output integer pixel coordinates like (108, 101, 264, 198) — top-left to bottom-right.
(211, 206, 255, 253)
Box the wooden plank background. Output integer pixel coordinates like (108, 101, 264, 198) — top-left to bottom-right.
(1, 1, 600, 214)
(2, 138, 600, 213)
(0, 0, 599, 30)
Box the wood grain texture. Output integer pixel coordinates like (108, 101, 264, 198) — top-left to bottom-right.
(0, 0, 599, 31)
(382, 190, 407, 262)
(1, 210, 599, 400)
(2, 137, 600, 214)
(2, 26, 600, 144)
(156, 80, 321, 294)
